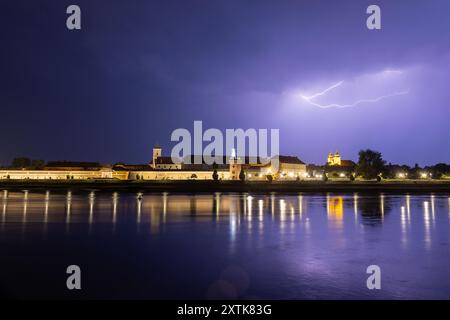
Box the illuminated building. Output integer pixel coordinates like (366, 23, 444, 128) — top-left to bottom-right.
(0, 147, 307, 181)
(325, 151, 356, 178)
(327, 152, 342, 166)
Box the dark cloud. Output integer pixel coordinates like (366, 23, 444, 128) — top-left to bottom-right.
(0, 0, 449, 165)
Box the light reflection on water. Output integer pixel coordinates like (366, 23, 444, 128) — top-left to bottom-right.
(0, 190, 450, 299)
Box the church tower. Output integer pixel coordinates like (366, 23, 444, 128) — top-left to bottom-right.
(152, 145, 162, 168)
(229, 148, 242, 180)
(327, 151, 342, 166)
(327, 152, 333, 165)
(333, 151, 341, 166)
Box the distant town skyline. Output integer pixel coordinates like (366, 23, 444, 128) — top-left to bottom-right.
(1, 0, 450, 166)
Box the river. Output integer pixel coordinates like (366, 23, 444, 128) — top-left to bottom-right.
(0, 190, 449, 299)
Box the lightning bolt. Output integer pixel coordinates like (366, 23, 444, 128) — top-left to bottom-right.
(301, 81, 409, 109)
(302, 81, 344, 100)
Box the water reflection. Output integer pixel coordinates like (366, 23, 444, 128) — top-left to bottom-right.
(270, 193, 275, 219)
(423, 201, 431, 249)
(406, 194, 411, 222)
(397, 195, 409, 249)
(66, 191, 72, 223)
(112, 192, 119, 228)
(149, 195, 161, 234)
(400, 205, 407, 246)
(327, 195, 344, 227)
(0, 190, 447, 242)
(247, 195, 253, 222)
(279, 199, 286, 233)
(1, 190, 450, 299)
(298, 194, 303, 218)
(163, 192, 168, 223)
(65, 191, 71, 234)
(353, 193, 358, 223)
(214, 192, 220, 220)
(2, 189, 7, 229)
(44, 191, 49, 234)
(430, 194, 436, 225)
(358, 194, 388, 224)
(89, 191, 95, 232)
(2, 198, 6, 226)
(136, 193, 143, 225)
(22, 191, 28, 234)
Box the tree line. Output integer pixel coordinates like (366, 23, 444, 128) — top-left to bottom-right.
(7, 157, 46, 168)
(355, 149, 449, 180)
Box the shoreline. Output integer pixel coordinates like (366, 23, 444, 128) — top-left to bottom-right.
(1, 180, 450, 194)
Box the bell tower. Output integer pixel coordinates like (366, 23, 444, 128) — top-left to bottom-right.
(333, 151, 341, 166)
(327, 152, 333, 165)
(229, 148, 242, 180)
(152, 145, 162, 168)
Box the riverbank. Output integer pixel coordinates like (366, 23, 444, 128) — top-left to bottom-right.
(1, 179, 450, 193)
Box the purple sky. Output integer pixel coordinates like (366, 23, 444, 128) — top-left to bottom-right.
(1, 0, 449, 166)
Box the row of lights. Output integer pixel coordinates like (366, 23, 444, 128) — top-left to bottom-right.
(247, 172, 309, 178)
(397, 172, 432, 179)
(246, 171, 432, 179)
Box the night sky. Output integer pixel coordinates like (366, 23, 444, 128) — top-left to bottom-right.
(1, 0, 449, 166)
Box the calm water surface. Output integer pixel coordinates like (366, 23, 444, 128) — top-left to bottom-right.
(0, 190, 449, 299)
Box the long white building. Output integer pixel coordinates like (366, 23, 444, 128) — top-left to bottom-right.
(0, 147, 307, 181)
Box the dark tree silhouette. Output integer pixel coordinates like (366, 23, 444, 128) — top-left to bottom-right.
(239, 168, 245, 181)
(428, 163, 449, 179)
(212, 170, 219, 181)
(12, 157, 31, 168)
(31, 159, 45, 168)
(356, 149, 386, 179)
